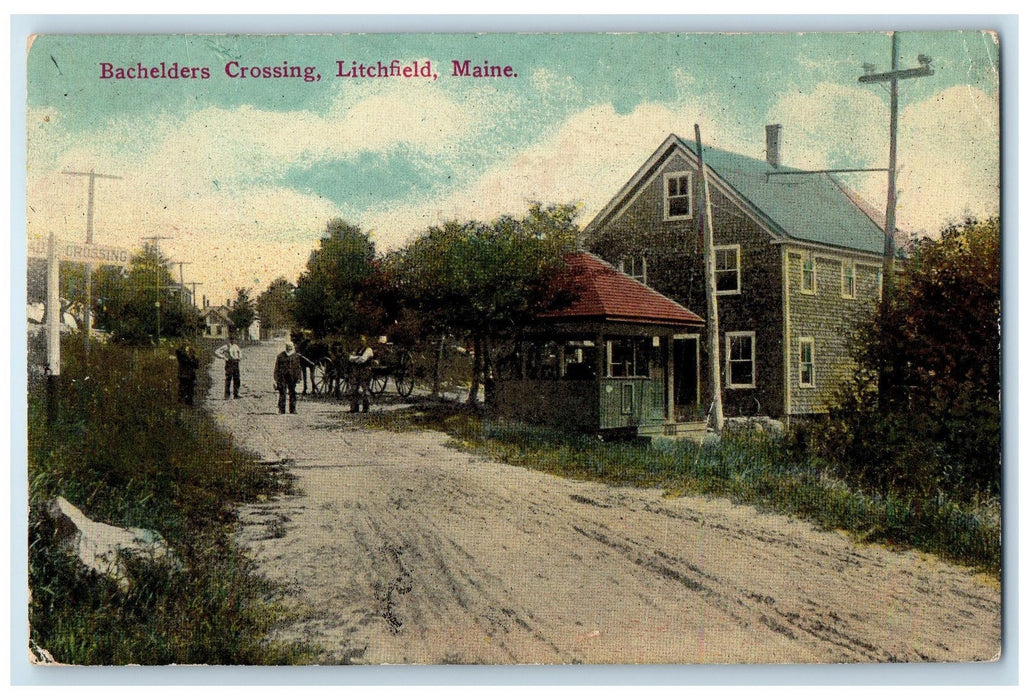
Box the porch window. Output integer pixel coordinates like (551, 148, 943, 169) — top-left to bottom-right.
(715, 245, 741, 295)
(562, 340, 597, 380)
(606, 337, 650, 378)
(801, 253, 816, 294)
(798, 337, 815, 387)
(663, 171, 693, 220)
(726, 331, 756, 389)
(841, 260, 855, 299)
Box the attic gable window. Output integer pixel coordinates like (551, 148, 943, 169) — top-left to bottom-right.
(663, 171, 693, 221)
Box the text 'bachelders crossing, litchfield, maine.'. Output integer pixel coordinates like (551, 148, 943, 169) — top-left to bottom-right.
(98, 59, 518, 83)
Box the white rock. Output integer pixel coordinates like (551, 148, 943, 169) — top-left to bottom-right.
(47, 497, 180, 589)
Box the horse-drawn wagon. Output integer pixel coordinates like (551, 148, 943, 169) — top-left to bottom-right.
(303, 339, 416, 399)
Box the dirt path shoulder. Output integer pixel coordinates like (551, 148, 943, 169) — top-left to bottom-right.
(206, 340, 1000, 665)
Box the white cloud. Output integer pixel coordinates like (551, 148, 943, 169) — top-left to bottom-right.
(363, 99, 779, 248)
(25, 80, 496, 301)
(25, 75, 1000, 306)
(896, 85, 1000, 235)
(767, 81, 999, 236)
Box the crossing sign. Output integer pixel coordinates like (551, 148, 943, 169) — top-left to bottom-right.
(28, 236, 131, 266)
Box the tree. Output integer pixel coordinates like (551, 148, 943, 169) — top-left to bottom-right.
(228, 287, 257, 336)
(256, 277, 297, 334)
(814, 217, 1001, 497)
(391, 203, 580, 403)
(92, 243, 202, 344)
(293, 219, 386, 340)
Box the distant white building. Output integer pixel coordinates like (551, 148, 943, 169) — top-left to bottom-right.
(201, 306, 233, 339)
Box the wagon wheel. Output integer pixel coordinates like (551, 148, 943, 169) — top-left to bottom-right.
(369, 370, 389, 396)
(339, 364, 355, 399)
(394, 351, 416, 397)
(311, 360, 332, 395)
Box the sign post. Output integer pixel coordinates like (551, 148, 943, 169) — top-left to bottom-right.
(46, 233, 61, 430)
(31, 235, 131, 430)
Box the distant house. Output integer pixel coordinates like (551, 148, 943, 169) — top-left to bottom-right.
(583, 127, 887, 422)
(201, 306, 233, 340)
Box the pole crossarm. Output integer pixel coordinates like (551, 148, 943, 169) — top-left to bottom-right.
(766, 167, 888, 182)
(858, 65, 934, 83)
(61, 170, 123, 180)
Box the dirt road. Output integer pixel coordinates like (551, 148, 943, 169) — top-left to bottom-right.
(208, 341, 1000, 665)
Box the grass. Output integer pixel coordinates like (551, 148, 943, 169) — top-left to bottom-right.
(27, 335, 317, 665)
(367, 406, 1001, 578)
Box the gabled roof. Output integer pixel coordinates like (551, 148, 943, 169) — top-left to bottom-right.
(585, 134, 886, 255)
(539, 252, 704, 327)
(201, 307, 231, 323)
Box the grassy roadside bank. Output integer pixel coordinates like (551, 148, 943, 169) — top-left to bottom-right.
(27, 336, 315, 665)
(369, 405, 1001, 579)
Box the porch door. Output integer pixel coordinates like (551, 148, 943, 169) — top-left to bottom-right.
(673, 337, 699, 421)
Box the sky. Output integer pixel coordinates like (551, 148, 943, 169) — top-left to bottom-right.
(24, 28, 1000, 306)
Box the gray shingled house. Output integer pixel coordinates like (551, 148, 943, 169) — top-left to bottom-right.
(583, 127, 887, 423)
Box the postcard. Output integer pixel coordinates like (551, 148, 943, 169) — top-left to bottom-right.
(24, 29, 1001, 668)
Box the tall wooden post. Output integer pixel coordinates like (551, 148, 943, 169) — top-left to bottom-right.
(62, 169, 122, 354)
(46, 232, 61, 430)
(695, 124, 724, 433)
(858, 33, 933, 407)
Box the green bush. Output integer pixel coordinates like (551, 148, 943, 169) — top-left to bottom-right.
(27, 335, 312, 664)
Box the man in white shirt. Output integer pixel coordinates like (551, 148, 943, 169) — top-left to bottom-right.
(214, 333, 243, 399)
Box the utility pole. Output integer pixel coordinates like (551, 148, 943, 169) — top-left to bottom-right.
(859, 33, 933, 405)
(695, 124, 724, 434)
(61, 169, 122, 354)
(172, 261, 191, 304)
(141, 236, 172, 346)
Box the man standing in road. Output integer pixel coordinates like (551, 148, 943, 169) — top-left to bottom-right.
(174, 341, 199, 406)
(274, 340, 302, 414)
(348, 335, 374, 413)
(214, 333, 242, 399)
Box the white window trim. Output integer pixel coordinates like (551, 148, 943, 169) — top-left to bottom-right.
(619, 256, 648, 285)
(798, 336, 815, 388)
(714, 244, 741, 296)
(663, 171, 693, 221)
(841, 260, 856, 299)
(725, 331, 757, 390)
(801, 253, 817, 295)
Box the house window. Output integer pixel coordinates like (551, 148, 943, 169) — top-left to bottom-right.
(801, 253, 816, 294)
(725, 331, 756, 389)
(619, 256, 647, 284)
(715, 245, 741, 295)
(875, 268, 883, 300)
(798, 337, 815, 387)
(841, 260, 856, 299)
(663, 171, 693, 220)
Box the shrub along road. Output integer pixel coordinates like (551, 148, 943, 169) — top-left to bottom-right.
(208, 341, 1000, 665)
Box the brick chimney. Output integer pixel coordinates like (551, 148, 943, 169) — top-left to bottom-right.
(765, 124, 782, 168)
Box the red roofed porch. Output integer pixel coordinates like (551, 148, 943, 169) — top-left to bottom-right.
(492, 252, 707, 438)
